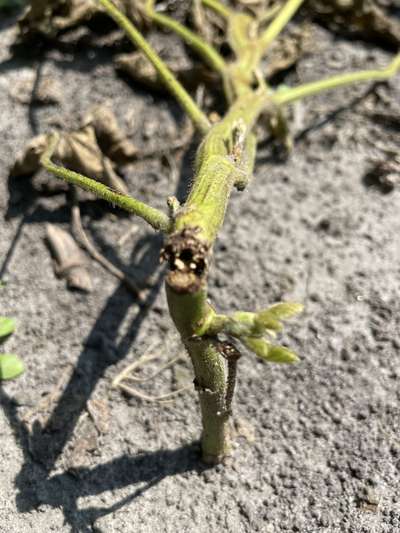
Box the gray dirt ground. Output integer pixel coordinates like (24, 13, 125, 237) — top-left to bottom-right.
(1, 8, 400, 533)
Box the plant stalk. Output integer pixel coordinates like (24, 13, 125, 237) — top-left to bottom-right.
(165, 286, 230, 463)
(163, 89, 271, 462)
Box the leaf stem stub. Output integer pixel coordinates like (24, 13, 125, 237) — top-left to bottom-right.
(161, 227, 210, 294)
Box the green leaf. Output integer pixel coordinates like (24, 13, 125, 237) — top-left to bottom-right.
(242, 337, 271, 358)
(262, 302, 304, 320)
(267, 345, 299, 364)
(242, 337, 299, 364)
(0, 317, 16, 339)
(0, 354, 25, 380)
(255, 313, 283, 332)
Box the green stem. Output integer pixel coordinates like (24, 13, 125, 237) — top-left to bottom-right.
(41, 133, 171, 232)
(165, 286, 229, 463)
(260, 0, 305, 52)
(175, 90, 270, 242)
(97, 0, 211, 134)
(273, 53, 400, 106)
(202, 0, 232, 19)
(147, 8, 226, 75)
(164, 90, 272, 462)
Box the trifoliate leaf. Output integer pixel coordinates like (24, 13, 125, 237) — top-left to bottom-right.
(0, 317, 16, 339)
(0, 354, 25, 380)
(263, 302, 304, 320)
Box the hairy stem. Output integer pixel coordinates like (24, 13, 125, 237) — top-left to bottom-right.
(41, 133, 171, 232)
(162, 89, 272, 462)
(97, 0, 211, 134)
(260, 0, 305, 52)
(273, 54, 400, 106)
(202, 0, 232, 19)
(146, 5, 226, 74)
(165, 286, 229, 463)
(174, 90, 270, 242)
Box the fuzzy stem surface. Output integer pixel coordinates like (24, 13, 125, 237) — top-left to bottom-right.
(97, 0, 211, 134)
(41, 133, 171, 232)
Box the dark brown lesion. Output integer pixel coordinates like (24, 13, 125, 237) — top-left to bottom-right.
(218, 341, 241, 417)
(161, 227, 210, 293)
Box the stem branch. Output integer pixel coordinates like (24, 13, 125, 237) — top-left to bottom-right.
(202, 0, 232, 19)
(273, 54, 400, 106)
(147, 6, 226, 74)
(97, 0, 211, 134)
(260, 0, 305, 52)
(41, 133, 171, 232)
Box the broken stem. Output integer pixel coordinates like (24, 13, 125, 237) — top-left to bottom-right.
(41, 0, 400, 466)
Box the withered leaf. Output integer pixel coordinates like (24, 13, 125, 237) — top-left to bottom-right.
(83, 105, 138, 164)
(18, 0, 148, 40)
(308, 0, 400, 49)
(19, 0, 96, 39)
(12, 105, 133, 196)
(115, 51, 217, 93)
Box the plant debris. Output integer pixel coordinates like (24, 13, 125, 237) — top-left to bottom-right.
(71, 197, 145, 298)
(115, 51, 217, 93)
(363, 154, 400, 194)
(264, 23, 311, 79)
(18, 0, 97, 39)
(9, 75, 63, 106)
(45, 223, 93, 292)
(11, 104, 136, 196)
(82, 104, 138, 164)
(17, 0, 148, 40)
(308, 0, 400, 50)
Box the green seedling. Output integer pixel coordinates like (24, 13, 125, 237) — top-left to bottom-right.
(40, 0, 400, 463)
(0, 316, 24, 381)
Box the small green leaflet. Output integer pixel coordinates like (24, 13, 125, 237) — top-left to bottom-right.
(263, 302, 304, 320)
(242, 336, 299, 364)
(267, 345, 299, 364)
(0, 354, 25, 380)
(0, 317, 16, 339)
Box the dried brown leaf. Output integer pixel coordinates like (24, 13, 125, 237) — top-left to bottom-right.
(115, 51, 217, 93)
(308, 0, 400, 49)
(83, 104, 138, 164)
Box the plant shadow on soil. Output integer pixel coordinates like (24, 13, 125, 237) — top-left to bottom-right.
(0, 36, 209, 530)
(1, 184, 209, 532)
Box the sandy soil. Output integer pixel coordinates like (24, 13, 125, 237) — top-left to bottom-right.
(0, 8, 400, 533)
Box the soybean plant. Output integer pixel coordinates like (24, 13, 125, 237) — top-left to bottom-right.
(41, 0, 400, 463)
